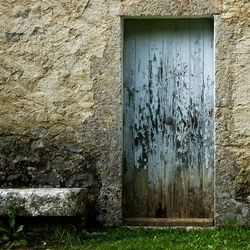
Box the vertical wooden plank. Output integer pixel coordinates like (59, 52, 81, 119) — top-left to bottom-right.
(147, 21, 166, 217)
(162, 20, 176, 218)
(174, 20, 192, 217)
(186, 19, 205, 217)
(132, 21, 150, 217)
(123, 20, 136, 217)
(202, 19, 214, 218)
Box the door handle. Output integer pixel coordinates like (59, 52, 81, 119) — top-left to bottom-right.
(165, 116, 173, 125)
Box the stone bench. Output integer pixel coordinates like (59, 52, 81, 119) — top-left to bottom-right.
(0, 188, 87, 217)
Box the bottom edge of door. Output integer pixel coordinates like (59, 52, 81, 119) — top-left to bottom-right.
(124, 218, 214, 227)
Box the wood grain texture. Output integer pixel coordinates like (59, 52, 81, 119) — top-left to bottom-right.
(123, 19, 214, 220)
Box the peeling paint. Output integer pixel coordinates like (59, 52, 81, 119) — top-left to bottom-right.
(123, 19, 214, 218)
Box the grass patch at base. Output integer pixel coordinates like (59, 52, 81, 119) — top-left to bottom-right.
(38, 226, 250, 250)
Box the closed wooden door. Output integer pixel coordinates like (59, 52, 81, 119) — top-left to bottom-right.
(123, 19, 214, 222)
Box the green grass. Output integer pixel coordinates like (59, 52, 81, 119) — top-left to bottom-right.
(36, 226, 250, 250)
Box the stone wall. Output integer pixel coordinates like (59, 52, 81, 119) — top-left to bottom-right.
(0, 0, 249, 226)
(215, 0, 250, 225)
(0, 0, 122, 226)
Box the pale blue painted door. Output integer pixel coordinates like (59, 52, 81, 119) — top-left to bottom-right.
(123, 19, 214, 219)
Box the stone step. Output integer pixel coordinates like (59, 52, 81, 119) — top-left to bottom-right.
(0, 188, 87, 217)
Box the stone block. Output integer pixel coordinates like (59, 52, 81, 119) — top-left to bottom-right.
(0, 188, 87, 217)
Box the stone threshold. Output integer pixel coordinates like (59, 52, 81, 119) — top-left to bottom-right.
(0, 188, 87, 217)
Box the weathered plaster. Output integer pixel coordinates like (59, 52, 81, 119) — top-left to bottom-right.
(0, 0, 249, 226)
(214, 0, 250, 226)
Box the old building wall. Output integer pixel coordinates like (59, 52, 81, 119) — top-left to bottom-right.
(215, 0, 250, 225)
(0, 0, 249, 226)
(0, 0, 122, 225)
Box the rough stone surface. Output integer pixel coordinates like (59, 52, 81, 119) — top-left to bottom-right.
(214, 0, 250, 226)
(0, 0, 249, 226)
(0, 188, 87, 216)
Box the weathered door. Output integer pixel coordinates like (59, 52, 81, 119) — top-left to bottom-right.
(123, 19, 214, 223)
